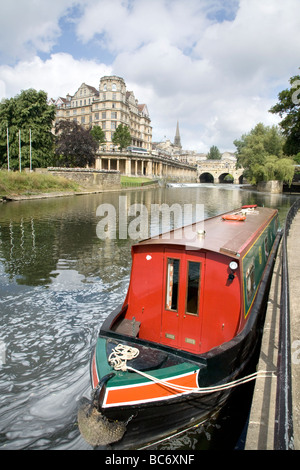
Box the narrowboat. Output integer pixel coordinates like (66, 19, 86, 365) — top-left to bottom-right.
(78, 205, 281, 449)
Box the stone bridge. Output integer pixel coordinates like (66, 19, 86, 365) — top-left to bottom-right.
(95, 151, 197, 182)
(197, 159, 244, 184)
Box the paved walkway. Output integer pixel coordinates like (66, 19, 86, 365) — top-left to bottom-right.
(245, 209, 300, 450)
(288, 210, 300, 450)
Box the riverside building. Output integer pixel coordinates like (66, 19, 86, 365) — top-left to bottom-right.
(52, 75, 152, 153)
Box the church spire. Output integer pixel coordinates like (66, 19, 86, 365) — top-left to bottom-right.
(174, 121, 182, 148)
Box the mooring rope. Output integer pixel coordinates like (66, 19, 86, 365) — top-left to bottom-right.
(108, 343, 140, 371)
(108, 343, 275, 394)
(126, 366, 275, 394)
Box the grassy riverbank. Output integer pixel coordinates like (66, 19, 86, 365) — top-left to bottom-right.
(0, 170, 80, 197)
(120, 176, 154, 187)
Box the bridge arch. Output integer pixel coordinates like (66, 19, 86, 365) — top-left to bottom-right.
(219, 172, 234, 183)
(199, 172, 214, 183)
(197, 159, 244, 185)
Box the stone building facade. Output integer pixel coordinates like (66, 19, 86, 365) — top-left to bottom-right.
(52, 75, 152, 152)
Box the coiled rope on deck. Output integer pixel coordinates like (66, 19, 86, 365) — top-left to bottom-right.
(108, 343, 275, 394)
(108, 343, 139, 371)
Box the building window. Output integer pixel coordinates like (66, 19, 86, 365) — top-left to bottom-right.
(81, 116, 85, 123)
(111, 121, 117, 129)
(102, 112, 106, 119)
(103, 84, 107, 91)
(112, 93, 116, 100)
(112, 84, 117, 91)
(111, 111, 117, 119)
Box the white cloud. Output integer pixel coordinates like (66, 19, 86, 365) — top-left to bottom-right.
(76, 0, 209, 53)
(0, 54, 112, 100)
(195, 0, 300, 81)
(0, 0, 77, 63)
(0, 0, 299, 152)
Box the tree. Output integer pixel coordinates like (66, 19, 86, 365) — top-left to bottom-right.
(90, 125, 106, 148)
(269, 72, 300, 156)
(55, 120, 98, 167)
(234, 123, 295, 185)
(112, 124, 131, 150)
(207, 145, 221, 160)
(0, 89, 56, 169)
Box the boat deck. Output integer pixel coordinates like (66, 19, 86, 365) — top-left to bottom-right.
(138, 207, 277, 258)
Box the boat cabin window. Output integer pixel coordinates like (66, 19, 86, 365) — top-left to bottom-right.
(166, 258, 180, 311)
(264, 235, 269, 257)
(186, 261, 201, 315)
(246, 263, 255, 302)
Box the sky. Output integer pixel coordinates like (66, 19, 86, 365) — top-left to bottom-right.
(0, 0, 300, 153)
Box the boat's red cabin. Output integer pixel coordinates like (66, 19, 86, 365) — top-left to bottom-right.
(113, 207, 278, 355)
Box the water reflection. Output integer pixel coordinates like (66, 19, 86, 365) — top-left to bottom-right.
(0, 186, 297, 449)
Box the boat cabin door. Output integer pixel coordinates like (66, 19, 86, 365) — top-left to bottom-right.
(161, 249, 205, 353)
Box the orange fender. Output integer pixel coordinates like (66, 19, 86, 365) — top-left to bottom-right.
(222, 214, 246, 221)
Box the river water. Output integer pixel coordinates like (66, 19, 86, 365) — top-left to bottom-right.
(0, 184, 297, 450)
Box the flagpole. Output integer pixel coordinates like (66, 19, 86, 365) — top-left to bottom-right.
(30, 128, 32, 172)
(19, 129, 21, 172)
(7, 127, 10, 171)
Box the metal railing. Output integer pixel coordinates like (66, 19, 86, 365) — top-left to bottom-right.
(274, 197, 300, 450)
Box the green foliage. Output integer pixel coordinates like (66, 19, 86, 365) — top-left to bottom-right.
(207, 145, 221, 160)
(90, 126, 106, 146)
(294, 152, 300, 164)
(234, 123, 295, 185)
(112, 124, 131, 150)
(0, 89, 56, 169)
(224, 174, 234, 182)
(55, 120, 98, 167)
(269, 73, 300, 155)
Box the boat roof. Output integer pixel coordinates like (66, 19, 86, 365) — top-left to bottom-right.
(136, 206, 278, 258)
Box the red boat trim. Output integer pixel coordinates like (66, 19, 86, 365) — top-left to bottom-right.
(102, 369, 199, 408)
